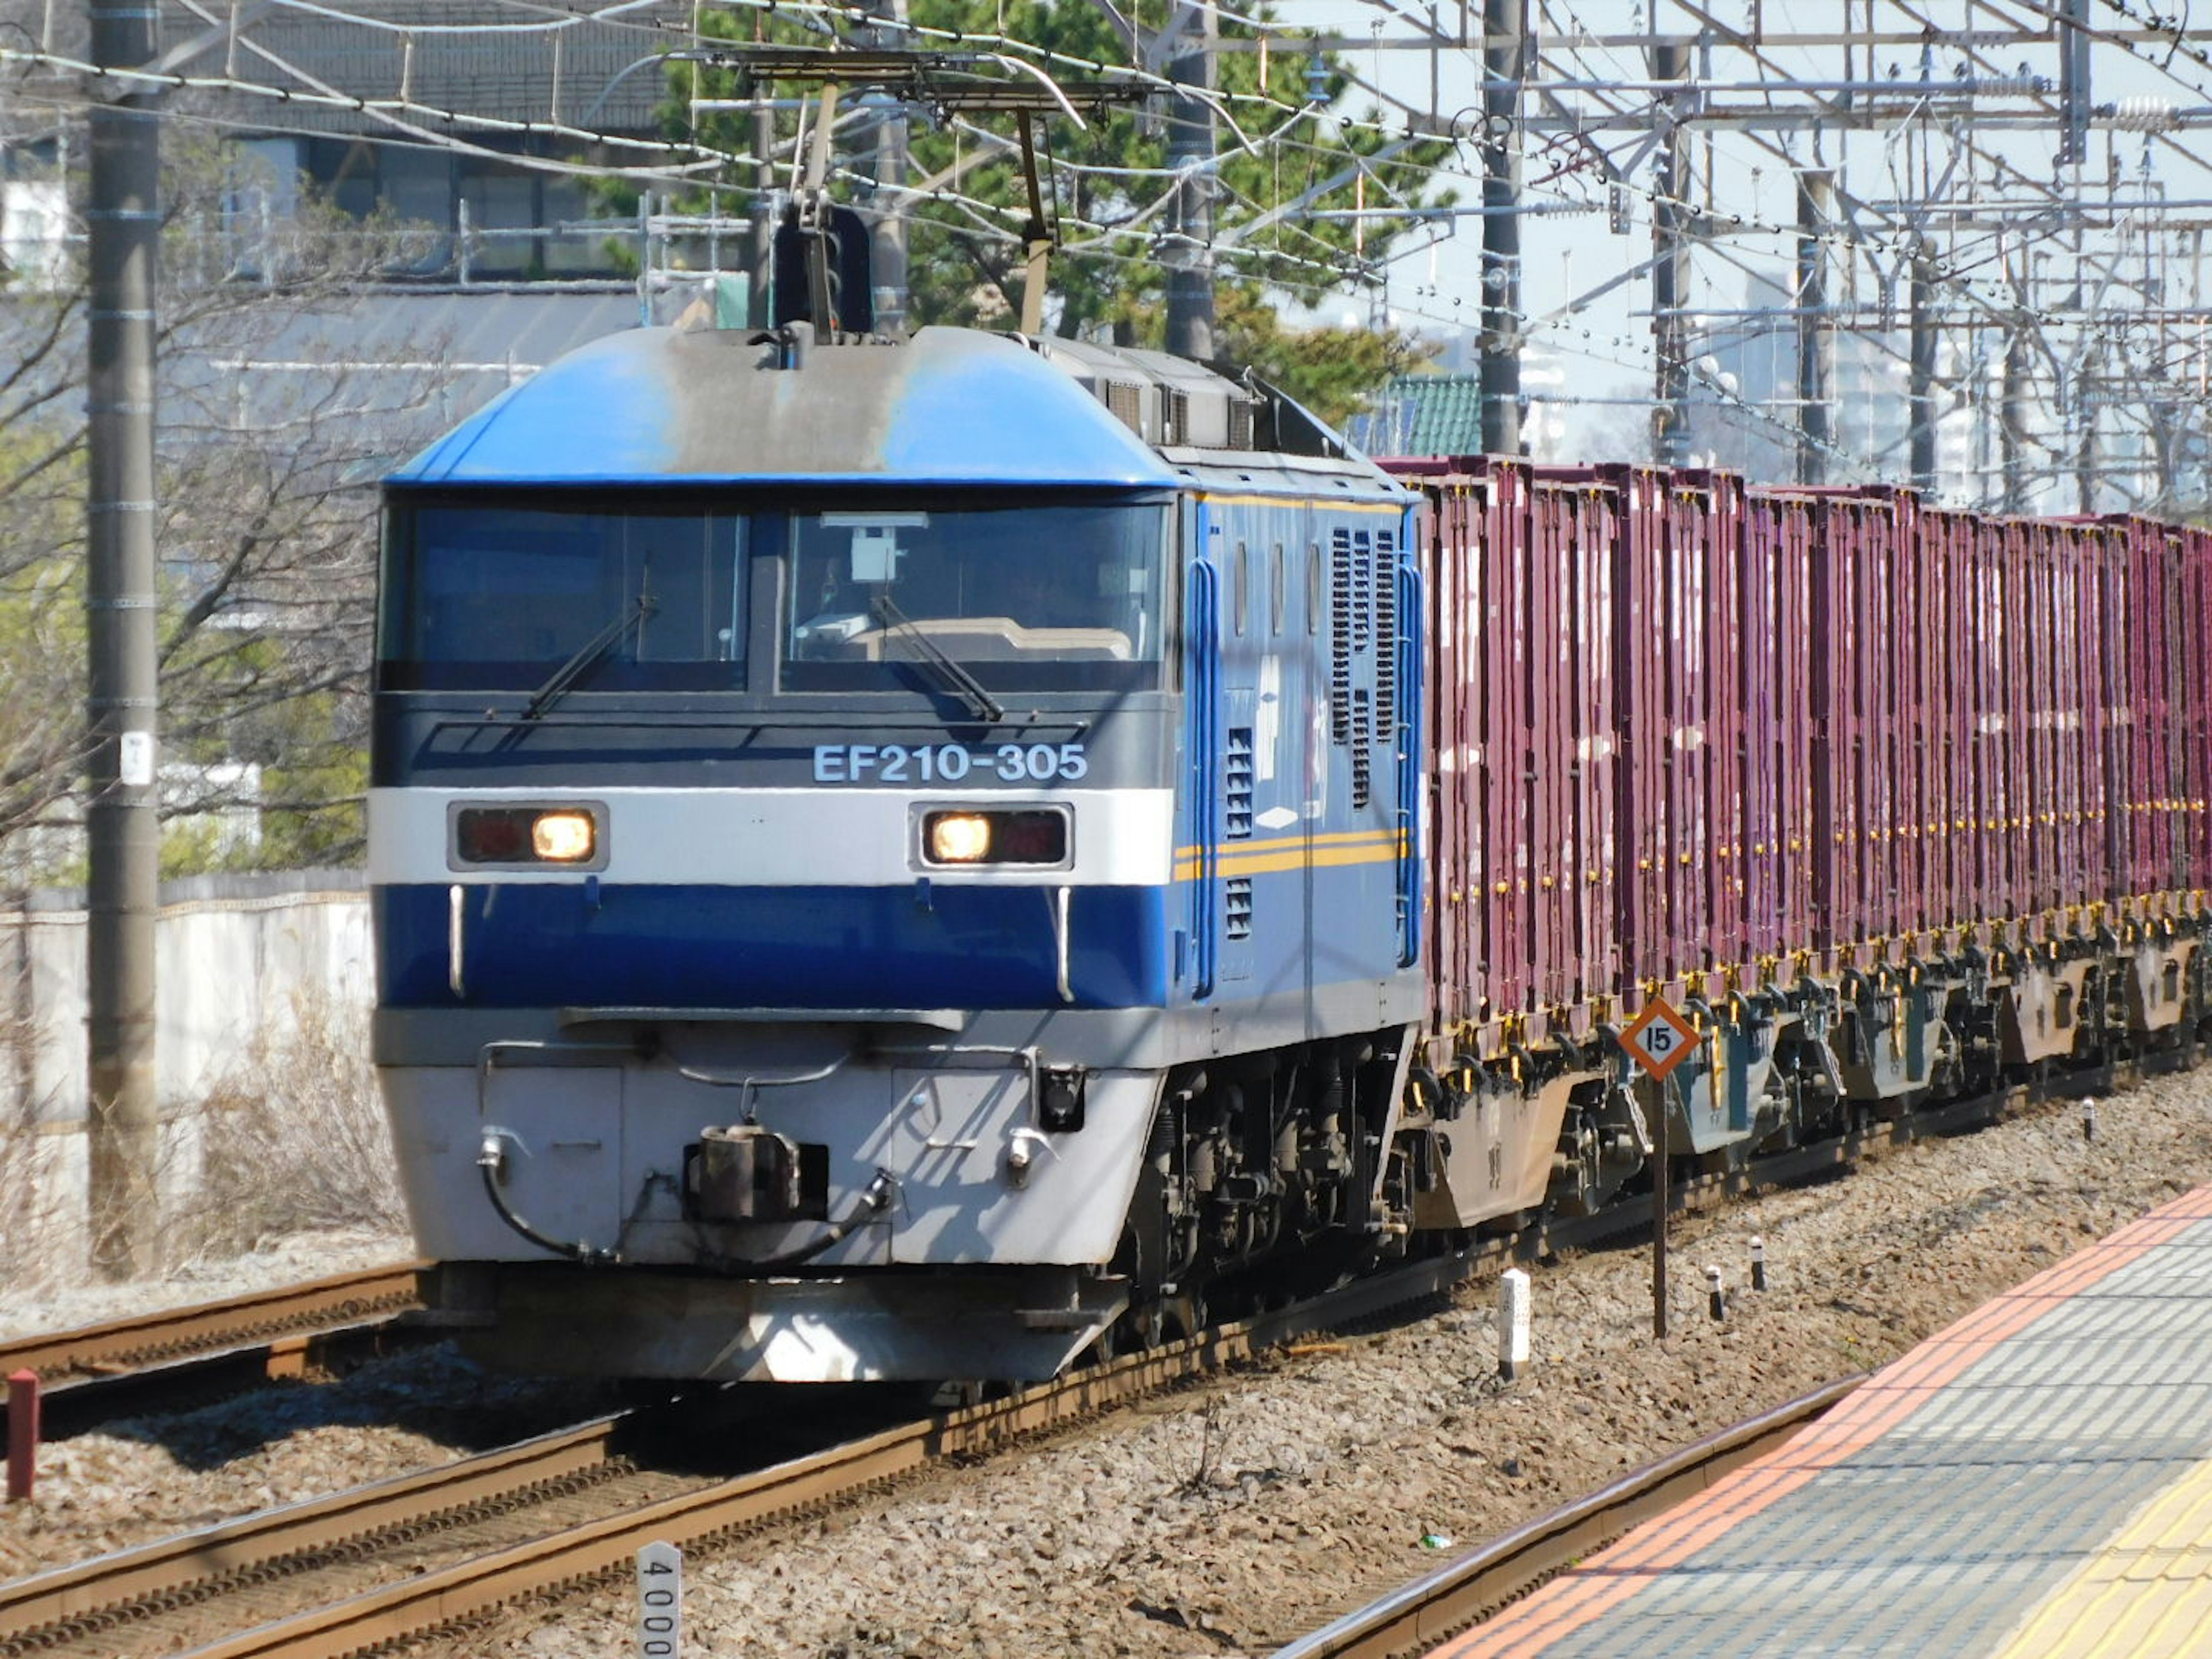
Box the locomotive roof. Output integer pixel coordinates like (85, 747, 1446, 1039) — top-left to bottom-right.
(388, 324, 1188, 491)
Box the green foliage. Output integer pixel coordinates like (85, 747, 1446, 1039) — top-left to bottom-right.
(1215, 285, 1432, 427)
(0, 142, 400, 883)
(653, 1, 1452, 391)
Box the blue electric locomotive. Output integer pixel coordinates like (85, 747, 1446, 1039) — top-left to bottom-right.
(371, 319, 1426, 1381)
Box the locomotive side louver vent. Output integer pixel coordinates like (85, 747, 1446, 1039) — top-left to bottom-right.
(1330, 529, 1353, 743)
(1373, 528, 1397, 743)
(1351, 688, 1373, 809)
(1104, 380, 1145, 435)
(1225, 876, 1253, 939)
(1228, 400, 1255, 449)
(1351, 531, 1374, 652)
(1226, 727, 1256, 839)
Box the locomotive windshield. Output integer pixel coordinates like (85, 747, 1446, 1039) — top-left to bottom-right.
(381, 501, 745, 691)
(379, 495, 1168, 697)
(781, 501, 1169, 695)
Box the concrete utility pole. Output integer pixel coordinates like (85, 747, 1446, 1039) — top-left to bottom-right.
(1649, 39, 1692, 467)
(1478, 0, 1524, 456)
(869, 0, 911, 334)
(85, 0, 163, 1280)
(2073, 355, 2099, 513)
(1908, 242, 1938, 491)
(869, 102, 910, 333)
(1794, 169, 1833, 486)
(748, 101, 773, 329)
(2001, 325, 2030, 512)
(1164, 7, 1217, 361)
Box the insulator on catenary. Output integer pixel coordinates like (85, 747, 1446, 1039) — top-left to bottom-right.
(2107, 98, 2182, 132)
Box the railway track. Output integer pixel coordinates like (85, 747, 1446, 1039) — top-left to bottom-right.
(0, 1264, 429, 1431)
(0, 1254, 1485, 1659)
(0, 1054, 2170, 1658)
(1266, 1377, 1863, 1659)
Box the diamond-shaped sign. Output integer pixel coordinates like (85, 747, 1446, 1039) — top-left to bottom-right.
(1622, 996, 1700, 1081)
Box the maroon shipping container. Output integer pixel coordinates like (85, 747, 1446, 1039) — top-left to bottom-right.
(1970, 518, 2037, 923)
(1411, 459, 1623, 1051)
(1804, 493, 1886, 955)
(2099, 514, 2193, 902)
(1606, 464, 1755, 992)
(1393, 452, 2209, 1065)
(1738, 491, 1816, 966)
(2186, 527, 2212, 894)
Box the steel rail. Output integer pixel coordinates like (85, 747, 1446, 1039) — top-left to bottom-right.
(0, 1414, 632, 1654)
(0, 1264, 427, 1389)
(1266, 1376, 1866, 1659)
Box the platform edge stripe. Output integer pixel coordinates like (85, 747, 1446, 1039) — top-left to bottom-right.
(1432, 1459, 1838, 1656)
(1439, 1194, 2212, 1657)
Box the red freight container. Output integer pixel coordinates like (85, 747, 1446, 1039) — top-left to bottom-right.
(2186, 527, 2212, 894)
(1411, 459, 1622, 1052)
(1391, 452, 2209, 1065)
(1739, 491, 1816, 967)
(2100, 514, 2192, 902)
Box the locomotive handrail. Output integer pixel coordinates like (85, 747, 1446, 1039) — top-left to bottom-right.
(1395, 557, 1426, 969)
(1188, 558, 1223, 1000)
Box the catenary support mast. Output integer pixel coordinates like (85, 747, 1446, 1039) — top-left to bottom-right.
(85, 0, 163, 1281)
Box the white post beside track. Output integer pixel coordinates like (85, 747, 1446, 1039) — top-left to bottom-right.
(1498, 1268, 1532, 1380)
(638, 1540, 683, 1657)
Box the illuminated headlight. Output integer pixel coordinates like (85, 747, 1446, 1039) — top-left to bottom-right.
(531, 811, 596, 862)
(453, 804, 607, 869)
(927, 812, 994, 863)
(920, 808, 1070, 868)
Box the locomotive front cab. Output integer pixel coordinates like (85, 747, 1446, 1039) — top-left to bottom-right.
(369, 325, 1248, 1381)
(370, 323, 1423, 1382)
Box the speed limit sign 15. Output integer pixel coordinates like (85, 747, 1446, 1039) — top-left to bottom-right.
(1621, 997, 1701, 1081)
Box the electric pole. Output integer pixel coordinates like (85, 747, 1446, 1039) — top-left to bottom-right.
(1478, 0, 1524, 456)
(748, 101, 773, 329)
(1650, 39, 1692, 467)
(1908, 240, 1938, 491)
(1794, 169, 1833, 485)
(870, 0, 911, 334)
(2074, 354, 2098, 513)
(1164, 7, 1217, 361)
(869, 104, 910, 334)
(2002, 325, 2029, 512)
(85, 0, 162, 1281)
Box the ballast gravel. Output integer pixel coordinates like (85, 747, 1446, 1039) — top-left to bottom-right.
(6, 1072, 2211, 1658)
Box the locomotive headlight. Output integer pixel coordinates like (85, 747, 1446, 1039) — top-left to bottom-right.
(531, 810, 596, 863)
(452, 802, 607, 870)
(918, 807, 1071, 868)
(927, 812, 994, 863)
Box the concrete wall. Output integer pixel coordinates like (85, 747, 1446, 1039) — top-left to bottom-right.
(0, 872, 371, 1285)
(2, 869, 370, 1124)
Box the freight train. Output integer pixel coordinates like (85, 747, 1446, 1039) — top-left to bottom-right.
(370, 312, 2212, 1383)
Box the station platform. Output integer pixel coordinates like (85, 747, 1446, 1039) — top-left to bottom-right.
(1436, 1185, 2212, 1659)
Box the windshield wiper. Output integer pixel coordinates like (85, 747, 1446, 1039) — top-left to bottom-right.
(869, 595, 1005, 724)
(523, 581, 659, 720)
